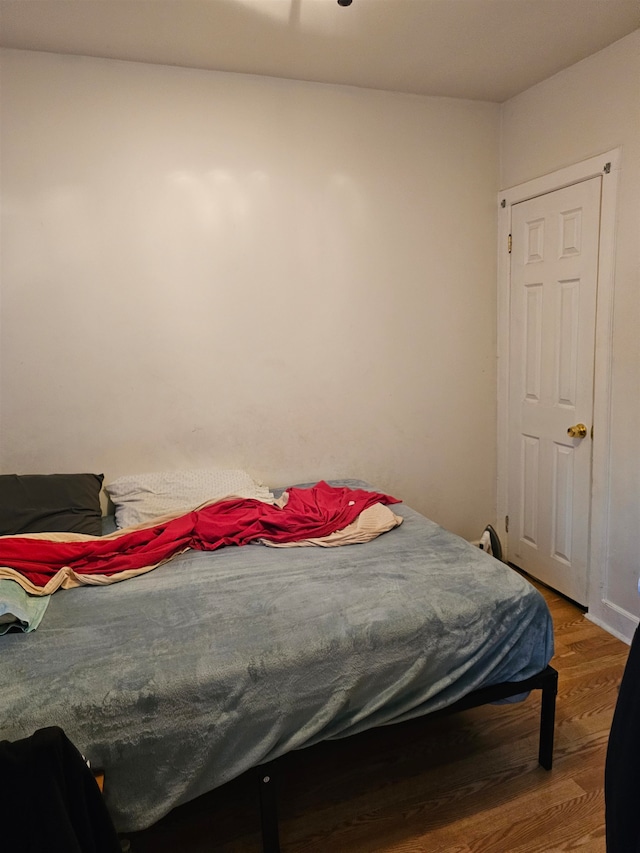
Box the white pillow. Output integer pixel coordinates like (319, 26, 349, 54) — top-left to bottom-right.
(106, 469, 274, 529)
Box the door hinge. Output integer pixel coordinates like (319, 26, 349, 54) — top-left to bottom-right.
(604, 162, 611, 174)
(508, 234, 512, 254)
(505, 515, 509, 533)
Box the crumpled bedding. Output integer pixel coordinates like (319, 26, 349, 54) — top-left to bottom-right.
(0, 481, 400, 594)
(0, 480, 554, 833)
(261, 500, 403, 547)
(0, 580, 50, 634)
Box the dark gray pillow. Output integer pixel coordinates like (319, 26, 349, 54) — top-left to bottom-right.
(0, 473, 104, 536)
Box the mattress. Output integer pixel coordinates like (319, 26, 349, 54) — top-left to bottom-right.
(0, 480, 554, 832)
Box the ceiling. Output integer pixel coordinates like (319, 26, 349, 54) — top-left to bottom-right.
(1, 0, 638, 103)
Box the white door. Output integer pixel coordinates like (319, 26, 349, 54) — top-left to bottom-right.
(508, 177, 601, 605)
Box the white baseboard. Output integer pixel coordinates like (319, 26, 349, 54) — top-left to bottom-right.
(586, 599, 638, 645)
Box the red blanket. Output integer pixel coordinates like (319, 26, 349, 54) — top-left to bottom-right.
(0, 482, 399, 594)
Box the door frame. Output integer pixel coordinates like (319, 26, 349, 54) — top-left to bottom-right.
(497, 149, 621, 627)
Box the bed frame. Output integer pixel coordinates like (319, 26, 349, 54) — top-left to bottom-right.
(255, 664, 558, 853)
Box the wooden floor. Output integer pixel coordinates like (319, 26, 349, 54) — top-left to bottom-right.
(127, 578, 630, 853)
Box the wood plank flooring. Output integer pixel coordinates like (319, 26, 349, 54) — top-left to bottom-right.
(127, 577, 630, 852)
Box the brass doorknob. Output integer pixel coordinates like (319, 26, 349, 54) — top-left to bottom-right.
(567, 423, 588, 439)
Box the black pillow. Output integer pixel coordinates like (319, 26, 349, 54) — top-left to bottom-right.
(0, 473, 104, 536)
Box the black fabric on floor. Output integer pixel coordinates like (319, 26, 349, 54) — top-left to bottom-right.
(605, 624, 640, 852)
(0, 725, 121, 852)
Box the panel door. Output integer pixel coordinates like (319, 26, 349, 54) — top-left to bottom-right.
(508, 177, 601, 605)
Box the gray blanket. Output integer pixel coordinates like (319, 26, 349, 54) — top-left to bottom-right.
(0, 481, 553, 832)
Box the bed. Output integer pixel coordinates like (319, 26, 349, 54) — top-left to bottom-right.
(0, 475, 555, 848)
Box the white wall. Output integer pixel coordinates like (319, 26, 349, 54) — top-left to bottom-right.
(0, 49, 500, 540)
(500, 30, 640, 638)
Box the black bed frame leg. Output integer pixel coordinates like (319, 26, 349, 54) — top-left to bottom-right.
(258, 764, 281, 853)
(538, 665, 558, 770)
(252, 666, 557, 849)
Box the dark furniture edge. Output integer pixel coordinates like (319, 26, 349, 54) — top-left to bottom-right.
(256, 664, 558, 853)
